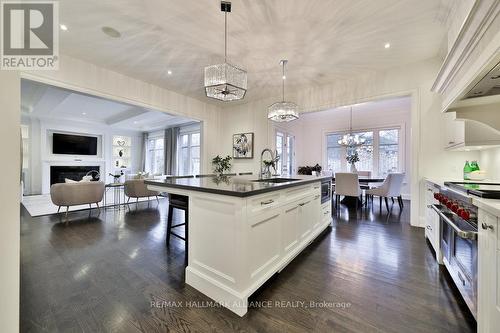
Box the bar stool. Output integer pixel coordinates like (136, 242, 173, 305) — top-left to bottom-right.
(166, 193, 188, 246)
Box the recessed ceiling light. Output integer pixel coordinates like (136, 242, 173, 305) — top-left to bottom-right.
(60, 24, 68, 31)
(282, 75, 286, 80)
(167, 70, 172, 75)
(101, 26, 121, 38)
(133, 121, 138, 124)
(82, 112, 86, 115)
(384, 43, 391, 49)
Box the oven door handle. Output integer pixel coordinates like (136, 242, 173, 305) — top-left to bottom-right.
(429, 204, 478, 240)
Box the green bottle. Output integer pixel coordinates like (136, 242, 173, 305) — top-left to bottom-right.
(463, 161, 472, 180)
(470, 161, 480, 171)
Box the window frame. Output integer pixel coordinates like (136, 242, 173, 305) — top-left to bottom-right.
(323, 124, 404, 177)
(145, 133, 165, 175)
(177, 130, 201, 176)
(274, 128, 296, 176)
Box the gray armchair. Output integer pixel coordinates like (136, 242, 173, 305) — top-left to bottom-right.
(50, 181, 105, 220)
(124, 179, 161, 204)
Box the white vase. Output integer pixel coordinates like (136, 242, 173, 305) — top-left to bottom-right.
(350, 163, 357, 173)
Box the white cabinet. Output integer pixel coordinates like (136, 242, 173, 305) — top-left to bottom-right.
(478, 209, 500, 333)
(424, 182, 440, 260)
(150, 180, 333, 317)
(281, 200, 300, 255)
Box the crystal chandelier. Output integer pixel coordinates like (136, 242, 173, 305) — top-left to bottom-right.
(268, 60, 299, 122)
(338, 107, 366, 147)
(204, 1, 247, 102)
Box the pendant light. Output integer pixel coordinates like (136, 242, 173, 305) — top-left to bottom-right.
(337, 106, 365, 147)
(268, 60, 299, 122)
(204, 1, 247, 102)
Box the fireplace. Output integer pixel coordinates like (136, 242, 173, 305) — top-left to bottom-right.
(50, 166, 100, 185)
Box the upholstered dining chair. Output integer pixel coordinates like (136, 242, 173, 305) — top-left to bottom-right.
(334, 173, 362, 211)
(365, 173, 405, 212)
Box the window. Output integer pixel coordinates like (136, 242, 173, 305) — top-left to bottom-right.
(146, 137, 164, 174)
(352, 131, 373, 172)
(275, 130, 295, 175)
(379, 129, 399, 177)
(325, 128, 401, 176)
(326, 133, 343, 174)
(178, 131, 200, 176)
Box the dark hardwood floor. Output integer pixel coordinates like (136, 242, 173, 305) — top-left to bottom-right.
(20, 199, 476, 332)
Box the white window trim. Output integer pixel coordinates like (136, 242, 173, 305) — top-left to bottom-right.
(274, 127, 296, 176)
(322, 123, 405, 177)
(177, 130, 201, 176)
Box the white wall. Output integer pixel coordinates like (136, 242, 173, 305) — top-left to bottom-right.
(479, 147, 500, 180)
(21, 116, 144, 194)
(297, 101, 412, 198)
(219, 58, 481, 227)
(0, 70, 20, 333)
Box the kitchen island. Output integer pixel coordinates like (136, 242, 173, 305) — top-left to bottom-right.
(146, 175, 332, 316)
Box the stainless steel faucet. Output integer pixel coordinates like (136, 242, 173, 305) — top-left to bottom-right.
(260, 148, 279, 179)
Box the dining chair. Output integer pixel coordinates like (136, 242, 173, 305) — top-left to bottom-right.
(334, 173, 362, 211)
(365, 173, 405, 212)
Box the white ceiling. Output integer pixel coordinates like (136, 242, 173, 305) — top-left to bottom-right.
(58, 0, 453, 105)
(21, 80, 196, 131)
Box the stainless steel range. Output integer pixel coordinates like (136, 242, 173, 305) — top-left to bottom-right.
(430, 185, 478, 319)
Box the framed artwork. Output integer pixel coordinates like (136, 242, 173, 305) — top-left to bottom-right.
(232, 132, 254, 159)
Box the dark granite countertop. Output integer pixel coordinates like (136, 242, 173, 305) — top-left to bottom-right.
(145, 175, 331, 198)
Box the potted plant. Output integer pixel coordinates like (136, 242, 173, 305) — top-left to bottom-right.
(212, 155, 232, 175)
(346, 151, 359, 173)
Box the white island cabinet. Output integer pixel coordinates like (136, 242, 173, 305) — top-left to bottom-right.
(147, 176, 332, 316)
(478, 207, 500, 332)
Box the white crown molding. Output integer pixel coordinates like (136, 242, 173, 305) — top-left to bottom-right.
(431, 0, 500, 94)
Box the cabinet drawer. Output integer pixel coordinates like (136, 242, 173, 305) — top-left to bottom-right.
(247, 192, 281, 216)
(283, 184, 315, 203)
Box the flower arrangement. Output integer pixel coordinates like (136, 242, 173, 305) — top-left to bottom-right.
(212, 155, 232, 174)
(346, 151, 359, 164)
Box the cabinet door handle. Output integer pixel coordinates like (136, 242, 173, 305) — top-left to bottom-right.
(448, 141, 455, 145)
(324, 211, 330, 215)
(298, 202, 306, 207)
(261, 199, 274, 205)
(481, 223, 494, 230)
(314, 187, 320, 189)
(314, 195, 320, 200)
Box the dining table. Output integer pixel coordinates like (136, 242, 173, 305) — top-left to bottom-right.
(331, 176, 385, 207)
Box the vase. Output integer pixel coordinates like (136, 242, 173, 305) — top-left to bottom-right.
(350, 163, 357, 173)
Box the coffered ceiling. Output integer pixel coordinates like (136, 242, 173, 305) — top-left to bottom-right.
(21, 80, 195, 131)
(58, 0, 453, 105)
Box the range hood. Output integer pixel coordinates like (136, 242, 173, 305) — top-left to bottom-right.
(447, 60, 500, 134)
(462, 61, 500, 100)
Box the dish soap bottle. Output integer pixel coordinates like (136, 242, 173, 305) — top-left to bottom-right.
(463, 161, 472, 180)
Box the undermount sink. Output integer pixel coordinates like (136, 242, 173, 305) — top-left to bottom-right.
(252, 178, 301, 183)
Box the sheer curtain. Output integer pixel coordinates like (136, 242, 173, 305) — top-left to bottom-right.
(164, 127, 179, 176)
